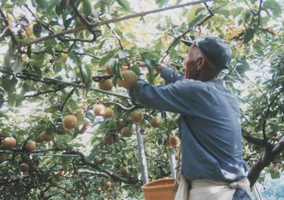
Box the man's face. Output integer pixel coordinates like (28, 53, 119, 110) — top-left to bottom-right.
(183, 47, 200, 80)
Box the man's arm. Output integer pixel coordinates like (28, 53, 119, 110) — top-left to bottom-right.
(128, 79, 195, 116)
(159, 65, 184, 84)
(137, 62, 184, 84)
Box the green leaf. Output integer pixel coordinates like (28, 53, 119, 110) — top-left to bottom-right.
(0, 90, 4, 108)
(47, 0, 59, 13)
(155, 0, 168, 7)
(2, 76, 17, 93)
(63, 16, 74, 30)
(108, 58, 122, 79)
(263, 0, 281, 17)
(231, 7, 244, 17)
(35, 0, 46, 10)
(4, 51, 12, 69)
(27, 59, 44, 66)
(22, 82, 36, 92)
(214, 8, 230, 17)
(55, 0, 66, 16)
(81, 65, 92, 86)
(243, 28, 255, 44)
(145, 59, 159, 69)
(188, 14, 204, 29)
(141, 52, 159, 69)
(236, 60, 250, 74)
(68, 99, 79, 110)
(82, 0, 92, 17)
(33, 22, 42, 37)
(99, 52, 115, 66)
(12, 54, 22, 73)
(45, 105, 60, 113)
(116, 0, 130, 10)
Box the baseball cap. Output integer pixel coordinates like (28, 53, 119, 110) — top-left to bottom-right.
(181, 36, 231, 70)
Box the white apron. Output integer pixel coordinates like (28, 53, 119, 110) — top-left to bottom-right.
(174, 176, 252, 200)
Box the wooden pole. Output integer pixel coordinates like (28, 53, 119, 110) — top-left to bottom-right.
(135, 124, 149, 184)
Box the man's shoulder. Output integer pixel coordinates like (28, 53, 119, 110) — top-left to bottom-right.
(175, 79, 211, 91)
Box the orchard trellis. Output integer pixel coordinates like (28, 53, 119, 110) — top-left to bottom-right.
(0, 0, 283, 199)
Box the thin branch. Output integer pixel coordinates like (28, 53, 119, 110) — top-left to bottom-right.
(272, 136, 284, 156)
(104, 101, 141, 111)
(262, 87, 284, 142)
(244, 73, 268, 103)
(257, 0, 263, 26)
(99, 17, 123, 50)
(66, 151, 140, 184)
(24, 87, 65, 98)
(19, 0, 212, 47)
(23, 3, 52, 33)
(243, 133, 265, 147)
(161, 2, 214, 62)
(92, 75, 113, 82)
(0, 147, 72, 154)
(69, 0, 97, 34)
(0, 68, 130, 99)
(243, 0, 257, 16)
(77, 169, 109, 178)
(60, 88, 75, 112)
(0, 8, 19, 46)
(223, 64, 238, 80)
(23, 49, 101, 59)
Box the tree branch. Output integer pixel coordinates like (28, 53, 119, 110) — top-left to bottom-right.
(160, 2, 214, 62)
(0, 68, 130, 99)
(66, 151, 140, 185)
(103, 101, 141, 111)
(262, 87, 284, 142)
(257, 0, 263, 26)
(99, 17, 123, 50)
(272, 136, 284, 156)
(24, 87, 66, 98)
(243, 0, 257, 16)
(0, 8, 19, 47)
(19, 0, 212, 47)
(60, 88, 75, 112)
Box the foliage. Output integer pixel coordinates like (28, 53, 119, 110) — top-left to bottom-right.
(0, 0, 283, 199)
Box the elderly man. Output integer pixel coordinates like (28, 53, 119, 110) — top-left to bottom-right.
(129, 36, 251, 200)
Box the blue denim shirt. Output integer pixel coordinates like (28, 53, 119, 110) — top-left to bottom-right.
(128, 67, 249, 183)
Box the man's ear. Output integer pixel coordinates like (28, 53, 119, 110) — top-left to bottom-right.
(196, 57, 206, 71)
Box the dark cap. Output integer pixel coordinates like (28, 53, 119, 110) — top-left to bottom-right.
(181, 36, 231, 70)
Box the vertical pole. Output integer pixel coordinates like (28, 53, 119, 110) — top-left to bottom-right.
(135, 124, 149, 184)
(169, 148, 177, 178)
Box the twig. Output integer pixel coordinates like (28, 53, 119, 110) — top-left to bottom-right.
(19, 0, 212, 47)
(66, 151, 140, 184)
(0, 8, 19, 46)
(262, 87, 284, 142)
(69, 0, 97, 34)
(161, 2, 214, 62)
(104, 101, 140, 111)
(243, 0, 257, 16)
(99, 17, 123, 50)
(257, 0, 263, 26)
(272, 136, 284, 155)
(92, 75, 113, 82)
(23, 3, 52, 33)
(244, 73, 268, 103)
(60, 89, 75, 112)
(0, 68, 130, 99)
(24, 87, 65, 98)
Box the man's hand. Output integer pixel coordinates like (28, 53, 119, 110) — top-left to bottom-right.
(136, 61, 164, 73)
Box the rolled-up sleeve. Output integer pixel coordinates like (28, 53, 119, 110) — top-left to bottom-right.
(160, 66, 184, 83)
(128, 79, 194, 116)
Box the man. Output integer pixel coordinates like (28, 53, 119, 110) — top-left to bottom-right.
(129, 36, 251, 200)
